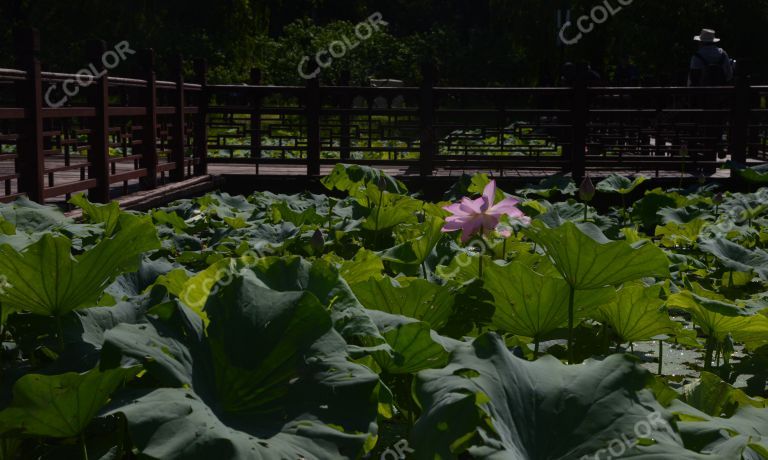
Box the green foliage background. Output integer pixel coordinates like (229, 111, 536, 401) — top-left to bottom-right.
(0, 1, 767, 84)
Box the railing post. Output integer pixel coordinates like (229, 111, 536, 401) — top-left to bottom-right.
(306, 75, 321, 176)
(170, 55, 186, 181)
(250, 68, 262, 174)
(730, 77, 750, 178)
(570, 78, 588, 182)
(86, 39, 111, 203)
(339, 70, 352, 161)
(193, 59, 208, 176)
(419, 63, 436, 176)
(140, 49, 158, 189)
(14, 28, 45, 203)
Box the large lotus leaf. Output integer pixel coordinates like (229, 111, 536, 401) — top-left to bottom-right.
(351, 276, 454, 330)
(105, 256, 178, 300)
(700, 237, 768, 281)
(271, 199, 327, 227)
(681, 372, 766, 419)
(235, 222, 301, 249)
(104, 271, 380, 460)
(536, 201, 615, 231)
(358, 189, 421, 232)
(380, 216, 445, 270)
(412, 333, 700, 459)
(56, 289, 166, 373)
(518, 175, 578, 198)
(69, 193, 121, 236)
(197, 192, 257, 218)
(667, 284, 768, 348)
(631, 190, 680, 230)
(152, 209, 192, 234)
(599, 283, 680, 344)
(656, 220, 708, 248)
(670, 401, 768, 458)
(0, 216, 161, 316)
(322, 163, 407, 195)
(234, 257, 382, 348)
(102, 317, 202, 389)
(366, 310, 451, 374)
(525, 221, 670, 289)
(179, 255, 385, 350)
(0, 197, 70, 233)
(0, 366, 139, 438)
(334, 249, 384, 285)
(596, 174, 648, 195)
(485, 261, 615, 339)
(659, 206, 713, 225)
(738, 166, 768, 185)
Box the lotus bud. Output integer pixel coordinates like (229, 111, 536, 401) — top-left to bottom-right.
(698, 172, 706, 185)
(713, 192, 724, 205)
(579, 174, 595, 202)
(376, 175, 388, 191)
(310, 229, 324, 252)
(680, 142, 689, 157)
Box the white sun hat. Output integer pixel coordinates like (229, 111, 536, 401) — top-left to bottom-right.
(694, 29, 721, 43)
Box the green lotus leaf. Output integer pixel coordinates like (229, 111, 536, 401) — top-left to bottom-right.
(0, 197, 70, 233)
(69, 193, 122, 236)
(519, 175, 578, 198)
(485, 261, 615, 340)
(680, 372, 766, 419)
(380, 216, 445, 271)
(598, 283, 680, 344)
(670, 401, 768, 458)
(656, 220, 708, 248)
(322, 163, 407, 195)
(525, 221, 670, 289)
(738, 167, 768, 185)
(351, 276, 454, 330)
(667, 284, 768, 348)
(367, 310, 451, 374)
(700, 237, 768, 281)
(412, 333, 698, 459)
(596, 174, 648, 195)
(0, 366, 140, 438)
(0, 216, 161, 316)
(104, 270, 380, 460)
(334, 249, 384, 285)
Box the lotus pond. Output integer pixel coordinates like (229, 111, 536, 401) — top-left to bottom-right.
(0, 164, 767, 459)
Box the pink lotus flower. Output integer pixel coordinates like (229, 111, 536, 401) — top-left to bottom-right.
(442, 180, 529, 243)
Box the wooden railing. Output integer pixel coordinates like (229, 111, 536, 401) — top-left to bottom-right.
(0, 29, 206, 204)
(1, 28, 767, 204)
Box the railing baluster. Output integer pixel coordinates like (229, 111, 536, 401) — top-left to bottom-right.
(339, 70, 352, 161)
(250, 68, 262, 175)
(14, 28, 45, 203)
(170, 55, 186, 181)
(193, 59, 208, 176)
(419, 63, 436, 176)
(730, 77, 750, 179)
(140, 49, 158, 189)
(306, 75, 321, 176)
(570, 79, 588, 182)
(86, 39, 111, 203)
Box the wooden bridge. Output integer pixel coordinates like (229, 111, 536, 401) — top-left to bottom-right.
(1, 29, 767, 205)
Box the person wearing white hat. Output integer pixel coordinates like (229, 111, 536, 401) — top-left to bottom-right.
(688, 28, 734, 86)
